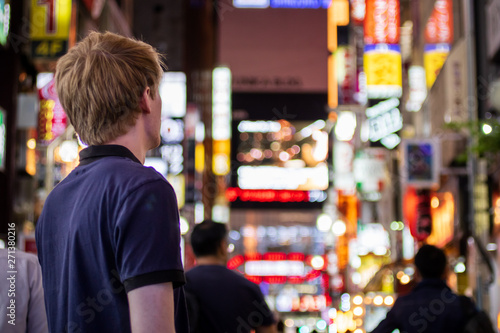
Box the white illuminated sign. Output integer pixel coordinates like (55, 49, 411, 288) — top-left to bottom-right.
(237, 164, 329, 190)
(233, 0, 269, 8)
(160, 72, 187, 118)
(212, 67, 232, 140)
(0, 109, 5, 170)
(238, 120, 281, 133)
(245, 260, 305, 276)
(161, 118, 184, 144)
(366, 98, 403, 143)
(406, 66, 427, 112)
(335, 111, 357, 141)
(160, 144, 184, 175)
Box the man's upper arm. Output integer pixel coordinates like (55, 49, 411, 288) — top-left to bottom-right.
(127, 282, 175, 333)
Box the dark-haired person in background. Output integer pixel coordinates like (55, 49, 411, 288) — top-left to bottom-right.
(371, 244, 471, 333)
(185, 220, 277, 333)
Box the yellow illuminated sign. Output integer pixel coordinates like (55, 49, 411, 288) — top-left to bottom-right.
(364, 45, 403, 99)
(424, 47, 450, 88)
(30, 0, 71, 58)
(195, 143, 205, 173)
(427, 192, 454, 248)
(213, 139, 230, 176)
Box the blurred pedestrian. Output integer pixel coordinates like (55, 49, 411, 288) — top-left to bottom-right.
(370, 244, 472, 333)
(36, 31, 188, 333)
(0, 248, 48, 333)
(185, 220, 277, 333)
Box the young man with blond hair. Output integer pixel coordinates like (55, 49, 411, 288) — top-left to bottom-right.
(36, 31, 188, 333)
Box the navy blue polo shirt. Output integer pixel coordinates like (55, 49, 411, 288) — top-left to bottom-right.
(36, 145, 188, 333)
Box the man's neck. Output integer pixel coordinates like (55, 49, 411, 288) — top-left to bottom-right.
(195, 256, 226, 266)
(105, 124, 149, 164)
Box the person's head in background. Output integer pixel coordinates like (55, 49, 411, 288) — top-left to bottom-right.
(414, 244, 448, 280)
(190, 220, 228, 264)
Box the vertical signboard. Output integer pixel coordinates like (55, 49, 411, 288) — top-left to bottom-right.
(212, 67, 232, 176)
(424, 0, 453, 44)
(424, 44, 450, 89)
(0, 108, 5, 170)
(30, 0, 72, 59)
(364, 0, 400, 44)
(0, 0, 10, 46)
(400, 139, 440, 188)
(364, 44, 402, 99)
(37, 78, 67, 145)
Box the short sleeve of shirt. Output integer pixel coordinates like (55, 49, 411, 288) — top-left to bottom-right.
(113, 179, 185, 293)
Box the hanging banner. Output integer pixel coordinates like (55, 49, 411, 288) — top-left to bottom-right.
(424, 43, 450, 89)
(404, 187, 433, 242)
(364, 44, 402, 99)
(37, 78, 67, 145)
(364, 0, 400, 44)
(0, 0, 10, 46)
(30, 0, 72, 59)
(424, 0, 453, 44)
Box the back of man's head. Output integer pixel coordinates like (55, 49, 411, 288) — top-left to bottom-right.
(414, 244, 447, 279)
(55, 31, 164, 146)
(190, 220, 227, 258)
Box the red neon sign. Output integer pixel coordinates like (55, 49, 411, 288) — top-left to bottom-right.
(227, 252, 326, 285)
(364, 0, 400, 44)
(226, 188, 309, 203)
(424, 0, 453, 44)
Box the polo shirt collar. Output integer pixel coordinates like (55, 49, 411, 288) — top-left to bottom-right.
(79, 145, 142, 166)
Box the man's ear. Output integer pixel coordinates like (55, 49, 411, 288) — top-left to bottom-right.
(139, 87, 152, 114)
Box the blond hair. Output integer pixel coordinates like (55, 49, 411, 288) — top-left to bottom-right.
(55, 31, 164, 145)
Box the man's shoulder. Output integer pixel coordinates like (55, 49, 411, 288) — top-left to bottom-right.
(75, 157, 170, 193)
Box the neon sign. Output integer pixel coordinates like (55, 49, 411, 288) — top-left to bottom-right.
(226, 188, 326, 203)
(227, 252, 326, 284)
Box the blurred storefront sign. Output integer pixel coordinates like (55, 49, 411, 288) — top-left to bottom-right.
(233, 0, 333, 8)
(233, 119, 329, 193)
(424, 0, 453, 44)
(0, 0, 10, 46)
(337, 46, 357, 105)
(406, 66, 427, 112)
(0, 108, 5, 170)
(353, 148, 387, 201)
(426, 191, 454, 248)
(212, 67, 231, 176)
(365, 98, 403, 148)
(404, 187, 433, 241)
(37, 78, 67, 145)
(228, 252, 327, 285)
(334, 141, 355, 192)
(486, 0, 500, 59)
(400, 139, 440, 188)
(351, 0, 366, 24)
(364, 44, 402, 99)
(160, 72, 187, 118)
(364, 0, 400, 44)
(226, 188, 326, 203)
(30, 0, 72, 59)
(424, 43, 450, 88)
